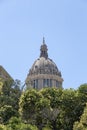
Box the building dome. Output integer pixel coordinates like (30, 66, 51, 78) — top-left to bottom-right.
(25, 38, 63, 89)
(29, 57, 61, 77)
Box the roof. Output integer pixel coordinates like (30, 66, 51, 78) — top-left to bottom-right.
(0, 66, 13, 80)
(28, 40, 62, 77)
(29, 57, 61, 76)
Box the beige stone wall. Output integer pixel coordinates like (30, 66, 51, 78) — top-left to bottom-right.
(26, 73, 63, 89)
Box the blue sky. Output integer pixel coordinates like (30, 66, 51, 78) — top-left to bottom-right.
(0, 0, 87, 89)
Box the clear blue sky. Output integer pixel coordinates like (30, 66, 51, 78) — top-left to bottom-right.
(0, 0, 87, 89)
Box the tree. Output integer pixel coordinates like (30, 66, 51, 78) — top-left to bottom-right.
(19, 89, 51, 130)
(40, 87, 63, 108)
(56, 89, 80, 130)
(0, 79, 21, 108)
(58, 84, 87, 130)
(19, 89, 42, 123)
(0, 105, 16, 124)
(6, 117, 38, 130)
(0, 79, 22, 124)
(40, 88, 63, 130)
(73, 103, 87, 130)
(77, 84, 87, 109)
(0, 124, 7, 130)
(10, 79, 22, 111)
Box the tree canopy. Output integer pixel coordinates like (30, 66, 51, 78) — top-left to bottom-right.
(0, 79, 87, 130)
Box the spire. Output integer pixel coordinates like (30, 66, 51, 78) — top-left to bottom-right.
(40, 37, 48, 59)
(43, 37, 45, 44)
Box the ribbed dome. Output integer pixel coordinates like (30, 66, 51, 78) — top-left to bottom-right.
(26, 38, 63, 89)
(28, 37, 61, 77)
(29, 57, 61, 76)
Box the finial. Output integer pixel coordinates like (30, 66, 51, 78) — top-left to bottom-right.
(40, 37, 48, 59)
(43, 37, 45, 44)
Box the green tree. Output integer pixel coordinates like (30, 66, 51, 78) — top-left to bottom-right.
(57, 89, 80, 130)
(19, 89, 42, 123)
(73, 103, 87, 130)
(6, 117, 38, 130)
(77, 84, 87, 110)
(19, 85, 87, 130)
(19, 89, 51, 130)
(0, 124, 7, 130)
(0, 79, 21, 109)
(0, 105, 16, 124)
(40, 88, 62, 130)
(40, 87, 63, 108)
(0, 79, 22, 124)
(58, 85, 87, 130)
(10, 79, 22, 111)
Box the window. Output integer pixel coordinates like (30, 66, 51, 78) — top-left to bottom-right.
(43, 79, 53, 87)
(33, 79, 38, 89)
(43, 79, 47, 87)
(50, 79, 52, 87)
(59, 82, 62, 88)
(56, 81, 59, 87)
(47, 79, 49, 87)
(33, 80, 35, 88)
(36, 79, 38, 89)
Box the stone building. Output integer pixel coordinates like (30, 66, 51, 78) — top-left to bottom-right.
(25, 38, 63, 89)
(0, 65, 13, 81)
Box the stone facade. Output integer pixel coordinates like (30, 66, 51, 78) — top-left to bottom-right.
(0, 65, 13, 81)
(25, 38, 63, 89)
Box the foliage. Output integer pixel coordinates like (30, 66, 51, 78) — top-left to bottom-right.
(6, 117, 38, 130)
(73, 103, 87, 130)
(42, 126, 52, 130)
(19, 86, 87, 130)
(19, 89, 41, 123)
(39, 88, 63, 130)
(0, 79, 22, 123)
(40, 87, 63, 108)
(0, 105, 16, 124)
(77, 84, 87, 110)
(0, 124, 7, 130)
(19, 88, 63, 130)
(1, 81, 87, 130)
(57, 89, 78, 129)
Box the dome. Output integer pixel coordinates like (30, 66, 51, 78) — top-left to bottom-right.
(29, 57, 61, 77)
(25, 37, 63, 89)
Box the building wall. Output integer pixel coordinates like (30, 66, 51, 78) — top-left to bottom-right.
(26, 73, 63, 89)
